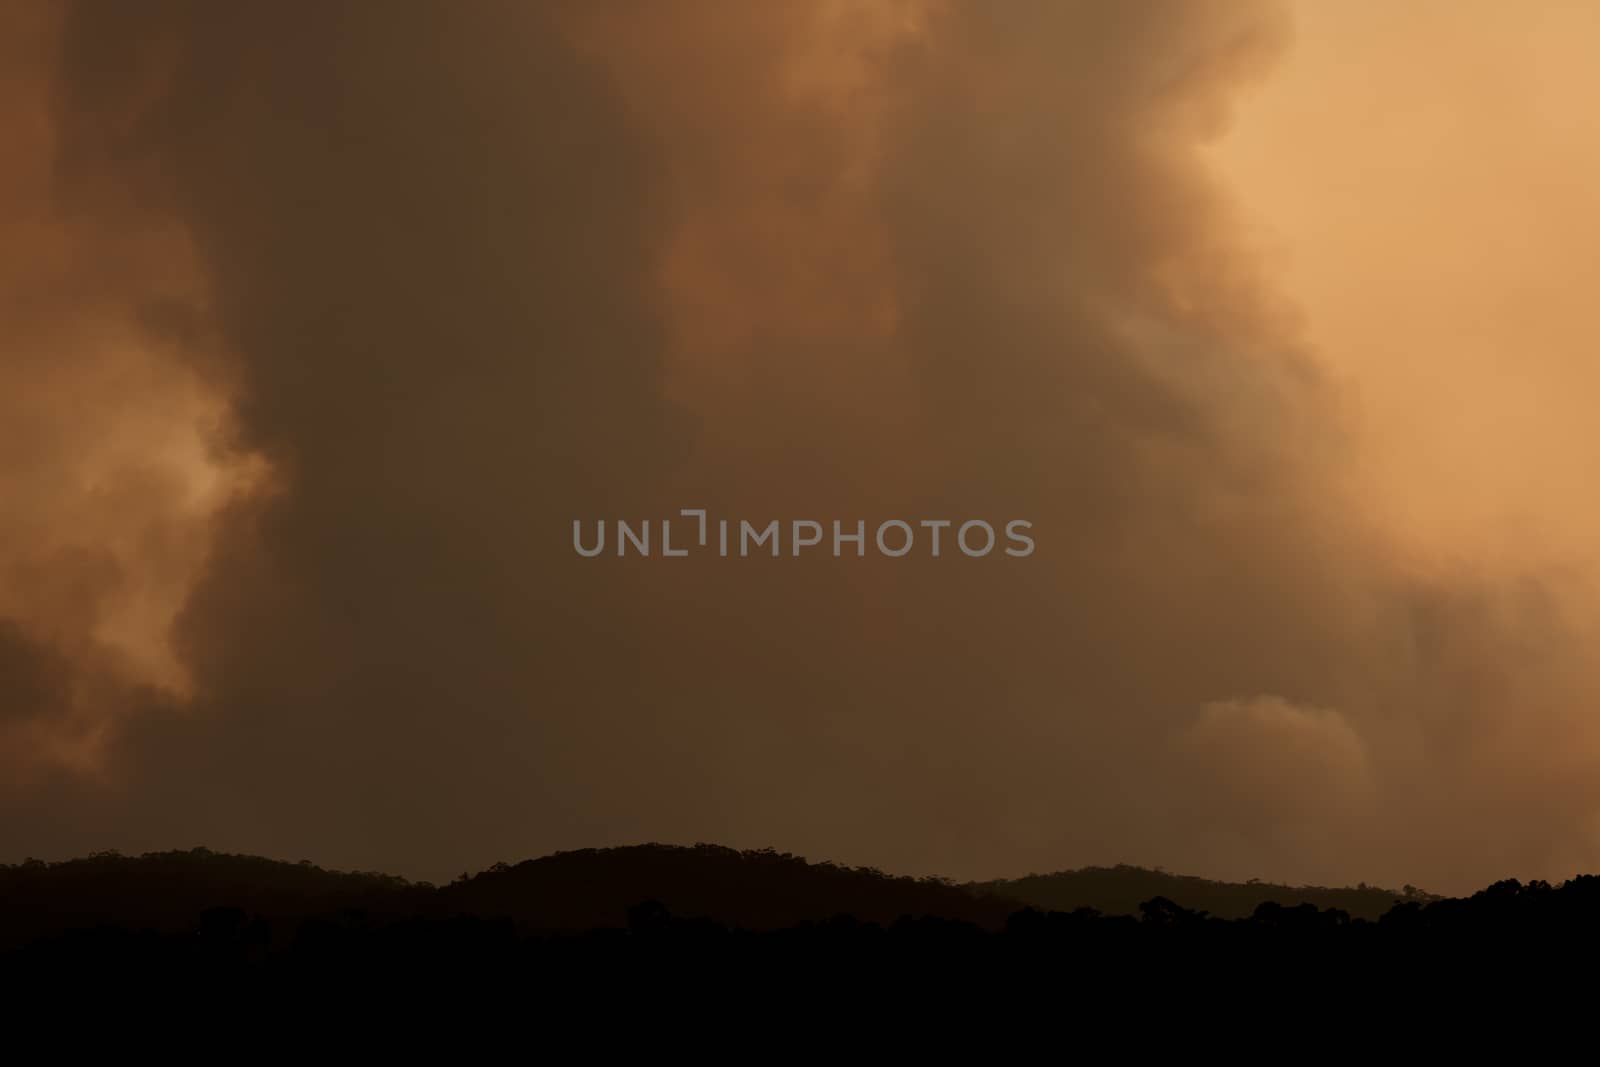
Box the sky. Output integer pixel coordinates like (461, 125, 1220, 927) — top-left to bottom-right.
(3, 0, 1599, 894)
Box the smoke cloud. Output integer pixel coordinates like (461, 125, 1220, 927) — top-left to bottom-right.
(4, 0, 1600, 893)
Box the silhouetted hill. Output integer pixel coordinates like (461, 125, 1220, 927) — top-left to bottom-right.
(973, 864, 1435, 921)
(10, 844, 1600, 997)
(0, 846, 1441, 948)
(437, 843, 1018, 931)
(0, 847, 423, 949)
(0, 843, 1017, 947)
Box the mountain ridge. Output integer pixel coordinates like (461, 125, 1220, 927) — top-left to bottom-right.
(977, 862, 1437, 922)
(0, 843, 1431, 945)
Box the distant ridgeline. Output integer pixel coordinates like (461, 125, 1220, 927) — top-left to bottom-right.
(14, 842, 1600, 983)
(0, 844, 1431, 943)
(974, 864, 1437, 922)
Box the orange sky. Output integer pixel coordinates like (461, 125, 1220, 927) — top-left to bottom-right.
(1213, 0, 1600, 569)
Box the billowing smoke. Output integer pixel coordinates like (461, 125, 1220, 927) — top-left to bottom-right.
(4, 0, 1600, 892)
(0, 2, 260, 784)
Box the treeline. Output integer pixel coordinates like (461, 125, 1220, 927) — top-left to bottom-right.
(980, 863, 1435, 920)
(13, 879, 1600, 988)
(7, 844, 1591, 978)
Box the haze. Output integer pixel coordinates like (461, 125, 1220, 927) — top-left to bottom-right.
(3, 0, 1599, 895)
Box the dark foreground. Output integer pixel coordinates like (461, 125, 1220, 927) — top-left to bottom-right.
(5, 844, 1596, 1001)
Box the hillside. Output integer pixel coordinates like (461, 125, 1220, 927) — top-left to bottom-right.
(0, 845, 1439, 951)
(973, 864, 1433, 921)
(0, 844, 1019, 946)
(0, 847, 422, 949)
(437, 843, 1017, 931)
